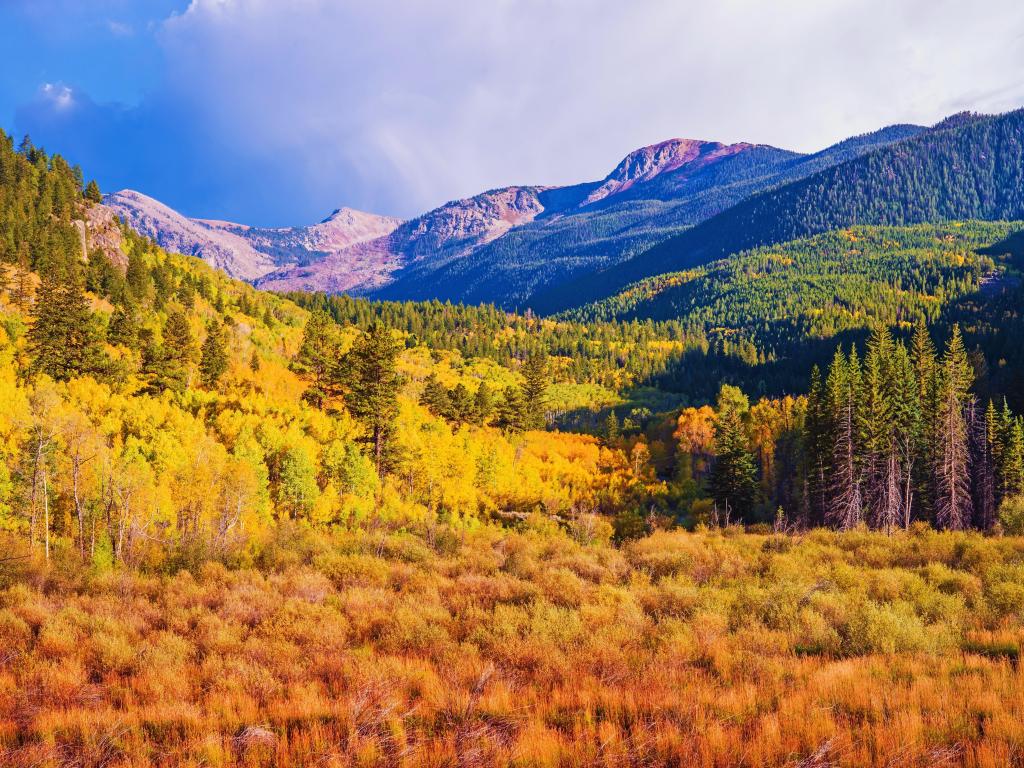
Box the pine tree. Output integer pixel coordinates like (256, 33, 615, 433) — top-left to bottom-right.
(1002, 416, 1024, 499)
(473, 381, 494, 426)
(888, 342, 921, 529)
(520, 350, 549, 430)
(969, 400, 997, 529)
(199, 321, 229, 388)
(497, 386, 527, 432)
(910, 319, 939, 518)
(987, 400, 1004, 499)
(27, 273, 106, 381)
(107, 304, 139, 348)
(84, 180, 102, 203)
(862, 327, 897, 529)
(934, 325, 974, 530)
(804, 365, 830, 527)
(338, 323, 402, 476)
(708, 385, 758, 524)
(126, 249, 150, 302)
(9, 244, 32, 311)
(249, 349, 261, 373)
(449, 383, 474, 426)
(419, 373, 451, 417)
(292, 311, 337, 408)
(826, 346, 864, 529)
(604, 410, 620, 442)
(143, 309, 195, 393)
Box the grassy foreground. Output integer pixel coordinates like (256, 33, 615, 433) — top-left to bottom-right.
(2, 524, 1024, 767)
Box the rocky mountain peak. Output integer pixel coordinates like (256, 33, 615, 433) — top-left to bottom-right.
(583, 138, 754, 206)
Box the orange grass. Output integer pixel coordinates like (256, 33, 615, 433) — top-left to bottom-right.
(2, 524, 1024, 767)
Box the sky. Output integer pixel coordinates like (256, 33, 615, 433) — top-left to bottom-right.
(2, 0, 1024, 226)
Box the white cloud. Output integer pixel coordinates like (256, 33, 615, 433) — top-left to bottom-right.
(40, 83, 75, 111)
(22, 0, 1024, 223)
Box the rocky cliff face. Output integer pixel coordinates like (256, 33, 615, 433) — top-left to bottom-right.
(582, 139, 754, 206)
(252, 186, 548, 293)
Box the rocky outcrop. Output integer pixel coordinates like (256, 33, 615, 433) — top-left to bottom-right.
(582, 139, 754, 206)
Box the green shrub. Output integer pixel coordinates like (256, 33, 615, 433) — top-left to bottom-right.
(999, 495, 1024, 535)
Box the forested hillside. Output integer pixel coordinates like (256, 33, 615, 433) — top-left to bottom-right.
(537, 109, 1024, 313)
(374, 124, 924, 307)
(5, 124, 1024, 767)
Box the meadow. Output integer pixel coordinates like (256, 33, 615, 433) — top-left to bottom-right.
(3, 523, 1024, 768)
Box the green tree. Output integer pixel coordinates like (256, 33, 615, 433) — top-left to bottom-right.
(1001, 416, 1024, 499)
(277, 444, 319, 520)
(338, 323, 402, 476)
(708, 385, 757, 523)
(107, 304, 139, 348)
(520, 350, 549, 430)
(292, 311, 337, 407)
(473, 381, 494, 426)
(28, 273, 106, 381)
(604, 410, 620, 442)
(448, 383, 474, 426)
(934, 325, 974, 529)
(199, 321, 229, 388)
(126, 249, 151, 303)
(496, 386, 526, 432)
(84, 179, 102, 203)
(419, 373, 451, 417)
(142, 310, 194, 393)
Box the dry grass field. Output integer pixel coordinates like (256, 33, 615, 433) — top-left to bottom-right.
(2, 523, 1023, 767)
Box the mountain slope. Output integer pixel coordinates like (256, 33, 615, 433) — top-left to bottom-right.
(374, 125, 924, 306)
(533, 111, 1024, 313)
(108, 121, 927, 306)
(105, 189, 402, 284)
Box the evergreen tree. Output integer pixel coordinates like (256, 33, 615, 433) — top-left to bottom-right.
(708, 385, 758, 523)
(862, 327, 896, 528)
(934, 325, 974, 530)
(520, 350, 549, 430)
(970, 400, 997, 529)
(249, 349, 261, 374)
(126, 249, 151, 303)
(84, 179, 102, 203)
(143, 309, 195, 393)
(604, 410, 620, 442)
(292, 311, 337, 407)
(803, 365, 830, 527)
(497, 386, 527, 432)
(27, 273, 106, 381)
(826, 346, 864, 529)
(1002, 416, 1024, 499)
(473, 381, 494, 426)
(910, 319, 939, 517)
(338, 323, 402, 476)
(449, 383, 474, 426)
(419, 373, 451, 417)
(888, 342, 921, 529)
(199, 321, 229, 388)
(107, 304, 139, 348)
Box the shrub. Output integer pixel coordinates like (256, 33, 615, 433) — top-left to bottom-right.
(998, 495, 1024, 535)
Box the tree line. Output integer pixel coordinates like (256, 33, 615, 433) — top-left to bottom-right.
(686, 322, 1024, 531)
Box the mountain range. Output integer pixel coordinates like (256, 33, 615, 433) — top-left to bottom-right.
(106, 109, 1024, 315)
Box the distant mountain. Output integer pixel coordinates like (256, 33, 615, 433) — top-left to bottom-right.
(268, 139, 775, 300)
(374, 125, 925, 306)
(105, 190, 403, 285)
(110, 119, 931, 306)
(533, 111, 1024, 313)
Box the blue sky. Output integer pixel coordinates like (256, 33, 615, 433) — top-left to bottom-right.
(3, 0, 1024, 226)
